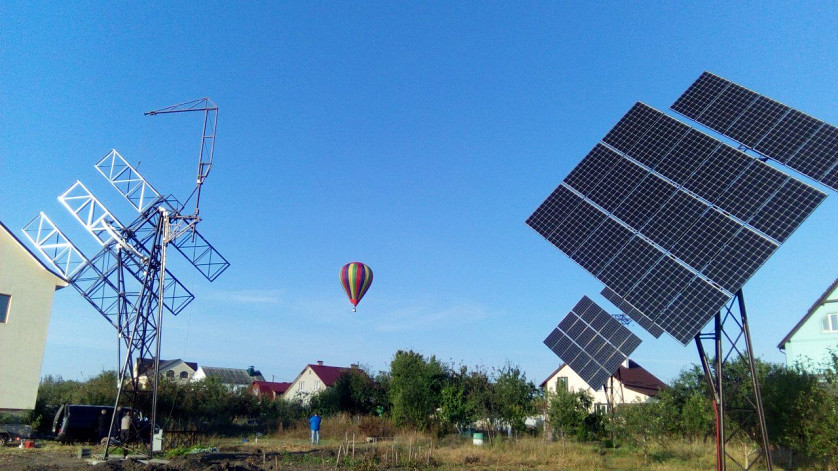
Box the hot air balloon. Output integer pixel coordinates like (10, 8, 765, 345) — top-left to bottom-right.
(340, 262, 373, 312)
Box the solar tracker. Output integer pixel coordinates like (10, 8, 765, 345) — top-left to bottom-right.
(528, 102, 827, 344)
(672, 71, 838, 191)
(544, 296, 642, 389)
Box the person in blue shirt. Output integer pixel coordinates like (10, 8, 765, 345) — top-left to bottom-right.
(309, 412, 321, 445)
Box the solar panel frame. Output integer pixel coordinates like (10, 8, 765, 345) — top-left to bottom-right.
(672, 71, 838, 191)
(542, 296, 643, 390)
(529, 100, 827, 345)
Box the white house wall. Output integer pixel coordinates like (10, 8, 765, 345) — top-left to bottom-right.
(0, 228, 66, 410)
(543, 365, 651, 408)
(284, 366, 325, 404)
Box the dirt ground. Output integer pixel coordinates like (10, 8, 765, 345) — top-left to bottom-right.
(0, 445, 344, 471)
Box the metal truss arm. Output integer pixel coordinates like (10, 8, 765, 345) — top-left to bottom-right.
(145, 97, 218, 217)
(21, 213, 87, 279)
(95, 149, 162, 213)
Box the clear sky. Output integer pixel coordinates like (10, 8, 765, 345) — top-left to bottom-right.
(1, 2, 836, 386)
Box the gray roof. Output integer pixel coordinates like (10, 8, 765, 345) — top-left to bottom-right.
(199, 366, 265, 385)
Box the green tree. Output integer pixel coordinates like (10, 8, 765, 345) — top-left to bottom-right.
(612, 401, 666, 464)
(439, 377, 467, 432)
(546, 387, 591, 444)
(388, 350, 445, 429)
(492, 364, 536, 435)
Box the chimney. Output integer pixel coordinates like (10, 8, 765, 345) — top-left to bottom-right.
(317, 360, 323, 366)
(350, 363, 359, 369)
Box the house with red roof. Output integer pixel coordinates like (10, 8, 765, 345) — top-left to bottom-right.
(540, 359, 666, 413)
(282, 361, 361, 404)
(250, 381, 292, 401)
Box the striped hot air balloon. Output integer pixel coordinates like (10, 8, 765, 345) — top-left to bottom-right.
(340, 262, 373, 312)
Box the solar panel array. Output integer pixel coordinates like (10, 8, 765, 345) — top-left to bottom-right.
(544, 296, 641, 390)
(528, 102, 827, 344)
(672, 71, 838, 191)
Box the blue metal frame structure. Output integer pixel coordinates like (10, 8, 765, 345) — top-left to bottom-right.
(22, 99, 227, 458)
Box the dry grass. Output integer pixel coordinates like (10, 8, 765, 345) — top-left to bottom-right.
(222, 420, 738, 471)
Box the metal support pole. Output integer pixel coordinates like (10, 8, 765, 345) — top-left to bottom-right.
(150, 209, 169, 457)
(716, 312, 726, 471)
(695, 291, 773, 471)
(736, 291, 773, 471)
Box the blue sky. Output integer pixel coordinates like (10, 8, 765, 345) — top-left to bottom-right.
(2, 2, 836, 385)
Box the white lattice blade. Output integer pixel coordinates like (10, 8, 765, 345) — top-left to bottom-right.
(21, 212, 88, 278)
(95, 149, 161, 212)
(59, 180, 123, 246)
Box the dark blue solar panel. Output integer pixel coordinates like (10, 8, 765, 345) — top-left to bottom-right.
(531, 97, 827, 345)
(697, 82, 759, 133)
(672, 72, 838, 191)
(586, 157, 650, 213)
(749, 177, 826, 242)
(726, 96, 789, 147)
(573, 217, 634, 276)
(671, 72, 730, 118)
(598, 236, 663, 296)
(716, 160, 788, 225)
(625, 114, 691, 169)
(654, 129, 720, 184)
(683, 146, 751, 204)
(670, 208, 740, 271)
(544, 297, 643, 389)
(702, 228, 776, 293)
(612, 174, 678, 229)
(625, 256, 695, 320)
(657, 277, 730, 344)
(526, 185, 582, 239)
(546, 197, 607, 255)
(601, 286, 664, 338)
(603, 102, 661, 154)
(754, 109, 820, 165)
(641, 191, 707, 252)
(565, 144, 622, 195)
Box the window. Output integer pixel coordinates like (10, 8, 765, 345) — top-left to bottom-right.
(299, 381, 305, 390)
(166, 370, 174, 378)
(0, 294, 10, 323)
(556, 377, 568, 392)
(595, 403, 611, 414)
(315, 380, 321, 391)
(822, 313, 838, 332)
(180, 371, 189, 379)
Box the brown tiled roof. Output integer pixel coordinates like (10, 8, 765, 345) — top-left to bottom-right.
(309, 364, 351, 386)
(616, 360, 667, 396)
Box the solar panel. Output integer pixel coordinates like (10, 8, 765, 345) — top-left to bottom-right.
(528, 102, 827, 344)
(543, 296, 642, 390)
(601, 286, 664, 337)
(672, 71, 838, 191)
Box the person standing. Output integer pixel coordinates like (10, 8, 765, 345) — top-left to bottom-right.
(97, 409, 109, 442)
(309, 412, 321, 445)
(120, 410, 132, 443)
